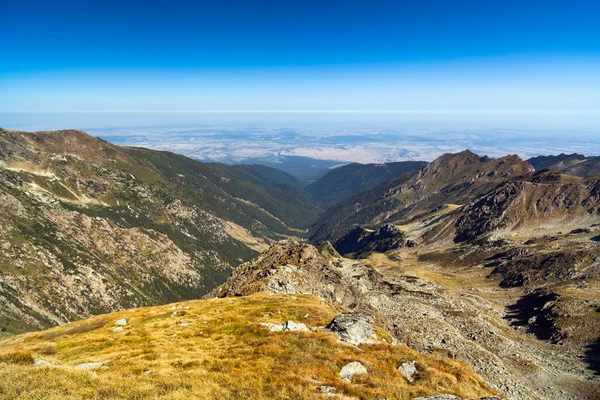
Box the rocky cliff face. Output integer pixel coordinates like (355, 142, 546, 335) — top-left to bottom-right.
(0, 128, 321, 334)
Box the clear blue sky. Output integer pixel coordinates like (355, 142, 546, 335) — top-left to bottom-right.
(1, 0, 599, 113)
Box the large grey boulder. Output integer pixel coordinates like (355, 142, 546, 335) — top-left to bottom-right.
(339, 361, 367, 382)
(323, 311, 375, 345)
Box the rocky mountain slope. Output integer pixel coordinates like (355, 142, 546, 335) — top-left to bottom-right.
(528, 153, 600, 177)
(309, 150, 534, 246)
(415, 170, 600, 246)
(212, 240, 600, 399)
(0, 128, 322, 334)
(306, 161, 427, 208)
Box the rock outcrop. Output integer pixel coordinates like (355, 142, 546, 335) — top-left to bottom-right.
(322, 311, 375, 345)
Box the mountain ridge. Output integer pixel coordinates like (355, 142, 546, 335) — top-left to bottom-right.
(306, 161, 427, 208)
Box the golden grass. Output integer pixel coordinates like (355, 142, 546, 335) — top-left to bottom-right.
(0, 294, 497, 400)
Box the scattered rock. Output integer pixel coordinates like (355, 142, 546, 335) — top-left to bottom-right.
(398, 360, 418, 382)
(339, 361, 367, 382)
(33, 359, 54, 367)
(113, 327, 124, 332)
(114, 318, 127, 326)
(75, 362, 106, 370)
(323, 312, 374, 345)
(178, 322, 190, 327)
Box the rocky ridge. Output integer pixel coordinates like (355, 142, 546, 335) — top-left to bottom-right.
(213, 240, 599, 399)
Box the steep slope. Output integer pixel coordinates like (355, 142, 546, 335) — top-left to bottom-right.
(452, 171, 600, 242)
(405, 170, 600, 246)
(0, 293, 497, 400)
(0, 128, 321, 334)
(309, 150, 533, 246)
(306, 161, 427, 208)
(528, 153, 600, 177)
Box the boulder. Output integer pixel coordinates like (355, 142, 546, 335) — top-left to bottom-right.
(323, 312, 374, 345)
(398, 360, 418, 382)
(339, 361, 367, 382)
(114, 318, 127, 327)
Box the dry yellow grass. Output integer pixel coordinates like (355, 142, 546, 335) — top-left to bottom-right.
(0, 294, 497, 400)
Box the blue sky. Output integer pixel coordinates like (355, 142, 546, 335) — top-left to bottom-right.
(1, 0, 600, 113)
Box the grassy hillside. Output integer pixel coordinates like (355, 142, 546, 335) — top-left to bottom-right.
(306, 161, 427, 208)
(0, 294, 497, 400)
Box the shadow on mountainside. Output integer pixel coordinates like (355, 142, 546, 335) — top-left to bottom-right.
(585, 336, 600, 375)
(505, 291, 560, 341)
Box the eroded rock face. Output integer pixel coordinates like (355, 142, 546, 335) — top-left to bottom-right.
(323, 311, 375, 345)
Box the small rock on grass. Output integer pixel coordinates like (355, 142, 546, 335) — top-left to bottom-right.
(398, 360, 418, 382)
(282, 320, 309, 332)
(33, 359, 54, 367)
(339, 361, 367, 382)
(114, 318, 127, 326)
(260, 320, 309, 332)
(75, 362, 106, 370)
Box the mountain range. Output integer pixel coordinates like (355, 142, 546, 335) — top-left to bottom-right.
(1, 128, 599, 399)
